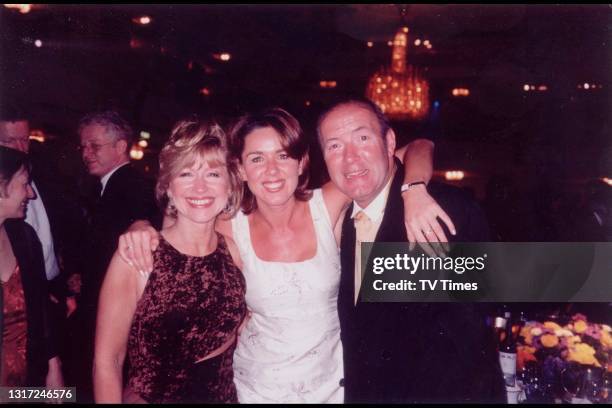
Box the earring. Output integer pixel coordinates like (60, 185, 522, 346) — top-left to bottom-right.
(168, 197, 177, 215)
(223, 202, 232, 213)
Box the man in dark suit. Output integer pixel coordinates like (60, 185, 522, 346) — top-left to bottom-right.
(317, 98, 505, 403)
(76, 110, 160, 402)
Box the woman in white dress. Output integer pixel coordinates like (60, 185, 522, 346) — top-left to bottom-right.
(118, 108, 453, 402)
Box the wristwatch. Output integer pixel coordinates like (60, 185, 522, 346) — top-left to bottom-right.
(400, 181, 426, 193)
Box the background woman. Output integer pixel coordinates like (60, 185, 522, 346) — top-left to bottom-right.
(0, 145, 63, 389)
(93, 120, 246, 403)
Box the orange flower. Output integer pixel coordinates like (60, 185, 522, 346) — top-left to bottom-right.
(517, 346, 537, 371)
(541, 334, 559, 348)
(544, 321, 562, 331)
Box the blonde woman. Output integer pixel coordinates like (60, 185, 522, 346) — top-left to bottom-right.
(93, 120, 246, 403)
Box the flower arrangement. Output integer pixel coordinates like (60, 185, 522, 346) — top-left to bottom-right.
(517, 313, 611, 372)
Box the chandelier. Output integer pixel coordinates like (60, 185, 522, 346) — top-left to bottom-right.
(366, 26, 430, 120)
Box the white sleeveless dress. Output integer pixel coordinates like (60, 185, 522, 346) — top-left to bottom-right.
(231, 189, 344, 403)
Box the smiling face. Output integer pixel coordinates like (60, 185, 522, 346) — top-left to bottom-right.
(0, 166, 35, 220)
(79, 124, 128, 177)
(239, 126, 303, 209)
(167, 155, 231, 225)
(319, 103, 396, 208)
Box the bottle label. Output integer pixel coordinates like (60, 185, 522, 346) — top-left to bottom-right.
(494, 316, 507, 328)
(499, 351, 517, 386)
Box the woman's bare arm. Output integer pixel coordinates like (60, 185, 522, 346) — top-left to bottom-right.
(93, 253, 146, 403)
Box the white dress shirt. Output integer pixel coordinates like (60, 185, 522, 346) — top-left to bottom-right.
(351, 171, 395, 303)
(25, 180, 60, 281)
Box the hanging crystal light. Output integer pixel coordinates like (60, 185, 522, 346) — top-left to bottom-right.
(366, 25, 430, 120)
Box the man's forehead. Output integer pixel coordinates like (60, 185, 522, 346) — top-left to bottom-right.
(321, 105, 380, 137)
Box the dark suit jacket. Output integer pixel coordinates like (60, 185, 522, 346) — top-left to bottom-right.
(30, 154, 88, 298)
(81, 163, 160, 317)
(338, 159, 505, 403)
(3, 220, 59, 386)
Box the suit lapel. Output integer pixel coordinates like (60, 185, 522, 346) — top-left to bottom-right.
(339, 202, 356, 316)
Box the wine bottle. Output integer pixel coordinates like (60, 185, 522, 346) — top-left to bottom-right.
(499, 311, 517, 388)
(493, 305, 509, 346)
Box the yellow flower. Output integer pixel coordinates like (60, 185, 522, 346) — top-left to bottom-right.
(574, 320, 588, 334)
(568, 343, 601, 367)
(601, 330, 612, 349)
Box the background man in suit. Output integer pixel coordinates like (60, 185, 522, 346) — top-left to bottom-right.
(75, 110, 160, 402)
(317, 98, 505, 403)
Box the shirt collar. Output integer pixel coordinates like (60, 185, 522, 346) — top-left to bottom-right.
(351, 168, 396, 222)
(100, 161, 129, 195)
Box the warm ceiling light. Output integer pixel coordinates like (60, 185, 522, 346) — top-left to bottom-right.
(319, 81, 337, 89)
(387, 41, 393, 46)
(132, 15, 151, 25)
(130, 146, 144, 160)
(452, 88, 469, 97)
(584, 83, 590, 90)
(139, 131, 150, 140)
(305, 100, 311, 107)
(34, 39, 42, 48)
(213, 53, 231, 62)
(4, 4, 31, 13)
(523, 84, 530, 91)
(452, 88, 469, 96)
(602, 177, 612, 187)
(414, 39, 421, 46)
(423, 40, 430, 46)
(537, 85, 548, 91)
(402, 27, 409, 33)
(29, 129, 45, 143)
(445, 170, 465, 181)
(138, 140, 148, 148)
(367, 41, 373, 48)
(199, 87, 211, 96)
(366, 25, 430, 120)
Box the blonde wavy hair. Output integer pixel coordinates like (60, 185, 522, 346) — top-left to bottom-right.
(156, 119, 243, 220)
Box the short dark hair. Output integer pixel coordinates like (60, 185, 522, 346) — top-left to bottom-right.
(316, 97, 391, 146)
(0, 104, 28, 123)
(0, 145, 30, 197)
(229, 107, 312, 214)
(78, 110, 134, 146)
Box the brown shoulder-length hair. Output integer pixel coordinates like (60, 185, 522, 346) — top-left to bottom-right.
(156, 118, 243, 220)
(228, 107, 312, 214)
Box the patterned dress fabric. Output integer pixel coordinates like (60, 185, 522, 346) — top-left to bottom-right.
(127, 233, 246, 403)
(1, 266, 28, 387)
(232, 189, 344, 403)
